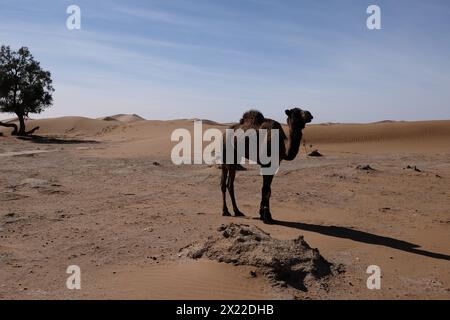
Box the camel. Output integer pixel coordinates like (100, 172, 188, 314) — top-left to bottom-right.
(220, 108, 313, 224)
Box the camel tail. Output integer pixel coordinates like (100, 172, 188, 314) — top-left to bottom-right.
(240, 110, 265, 125)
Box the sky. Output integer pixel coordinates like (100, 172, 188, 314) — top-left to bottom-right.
(0, 0, 449, 123)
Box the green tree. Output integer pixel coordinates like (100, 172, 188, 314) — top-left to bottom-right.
(0, 45, 54, 135)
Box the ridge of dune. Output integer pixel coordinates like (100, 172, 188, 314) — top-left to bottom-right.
(99, 114, 146, 123)
(189, 118, 220, 125)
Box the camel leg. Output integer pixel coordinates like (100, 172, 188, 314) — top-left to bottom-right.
(260, 174, 274, 224)
(221, 166, 231, 216)
(227, 166, 245, 217)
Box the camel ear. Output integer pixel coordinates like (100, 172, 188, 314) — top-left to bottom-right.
(285, 109, 291, 117)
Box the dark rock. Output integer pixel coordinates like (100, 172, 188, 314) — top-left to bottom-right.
(356, 165, 375, 171)
(308, 150, 323, 157)
(405, 165, 422, 172)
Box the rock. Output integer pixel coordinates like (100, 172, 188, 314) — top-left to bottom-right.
(308, 150, 323, 157)
(405, 165, 422, 172)
(20, 178, 50, 188)
(356, 165, 375, 171)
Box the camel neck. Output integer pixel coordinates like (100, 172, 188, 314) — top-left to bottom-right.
(284, 125, 303, 161)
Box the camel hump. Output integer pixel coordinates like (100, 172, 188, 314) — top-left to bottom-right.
(240, 110, 265, 125)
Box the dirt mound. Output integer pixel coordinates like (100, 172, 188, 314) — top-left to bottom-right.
(179, 223, 334, 291)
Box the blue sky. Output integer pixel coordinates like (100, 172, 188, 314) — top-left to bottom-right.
(1, 0, 449, 123)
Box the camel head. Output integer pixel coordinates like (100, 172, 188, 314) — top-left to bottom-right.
(285, 108, 313, 129)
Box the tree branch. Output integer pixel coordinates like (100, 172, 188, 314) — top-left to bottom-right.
(0, 121, 18, 135)
(25, 126, 40, 135)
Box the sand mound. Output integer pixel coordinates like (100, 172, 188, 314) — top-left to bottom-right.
(180, 223, 334, 290)
(99, 114, 146, 123)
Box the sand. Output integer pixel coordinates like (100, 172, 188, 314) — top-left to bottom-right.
(0, 116, 449, 299)
(97, 114, 146, 123)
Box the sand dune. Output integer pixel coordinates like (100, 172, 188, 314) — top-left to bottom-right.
(302, 120, 450, 154)
(3, 116, 450, 145)
(96, 118, 450, 155)
(98, 114, 146, 123)
(304, 120, 450, 145)
(2, 117, 449, 156)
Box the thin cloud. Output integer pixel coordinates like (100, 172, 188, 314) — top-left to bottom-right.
(113, 6, 201, 27)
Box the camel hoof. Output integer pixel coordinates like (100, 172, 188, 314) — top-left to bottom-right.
(234, 211, 246, 217)
(261, 211, 274, 224)
(222, 211, 232, 217)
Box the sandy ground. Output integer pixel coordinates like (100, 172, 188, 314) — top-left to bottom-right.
(0, 116, 449, 299)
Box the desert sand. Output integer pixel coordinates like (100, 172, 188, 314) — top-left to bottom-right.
(0, 115, 449, 299)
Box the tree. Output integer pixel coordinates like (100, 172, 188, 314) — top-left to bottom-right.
(0, 45, 54, 135)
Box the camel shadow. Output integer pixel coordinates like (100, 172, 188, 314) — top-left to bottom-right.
(17, 135, 99, 145)
(274, 220, 450, 261)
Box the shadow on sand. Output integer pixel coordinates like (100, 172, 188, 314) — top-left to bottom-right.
(274, 220, 450, 261)
(17, 135, 99, 145)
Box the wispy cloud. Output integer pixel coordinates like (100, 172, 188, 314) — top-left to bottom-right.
(1, 0, 449, 122)
(113, 6, 201, 27)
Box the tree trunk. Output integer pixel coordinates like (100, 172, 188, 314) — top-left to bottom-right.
(17, 113, 26, 136)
